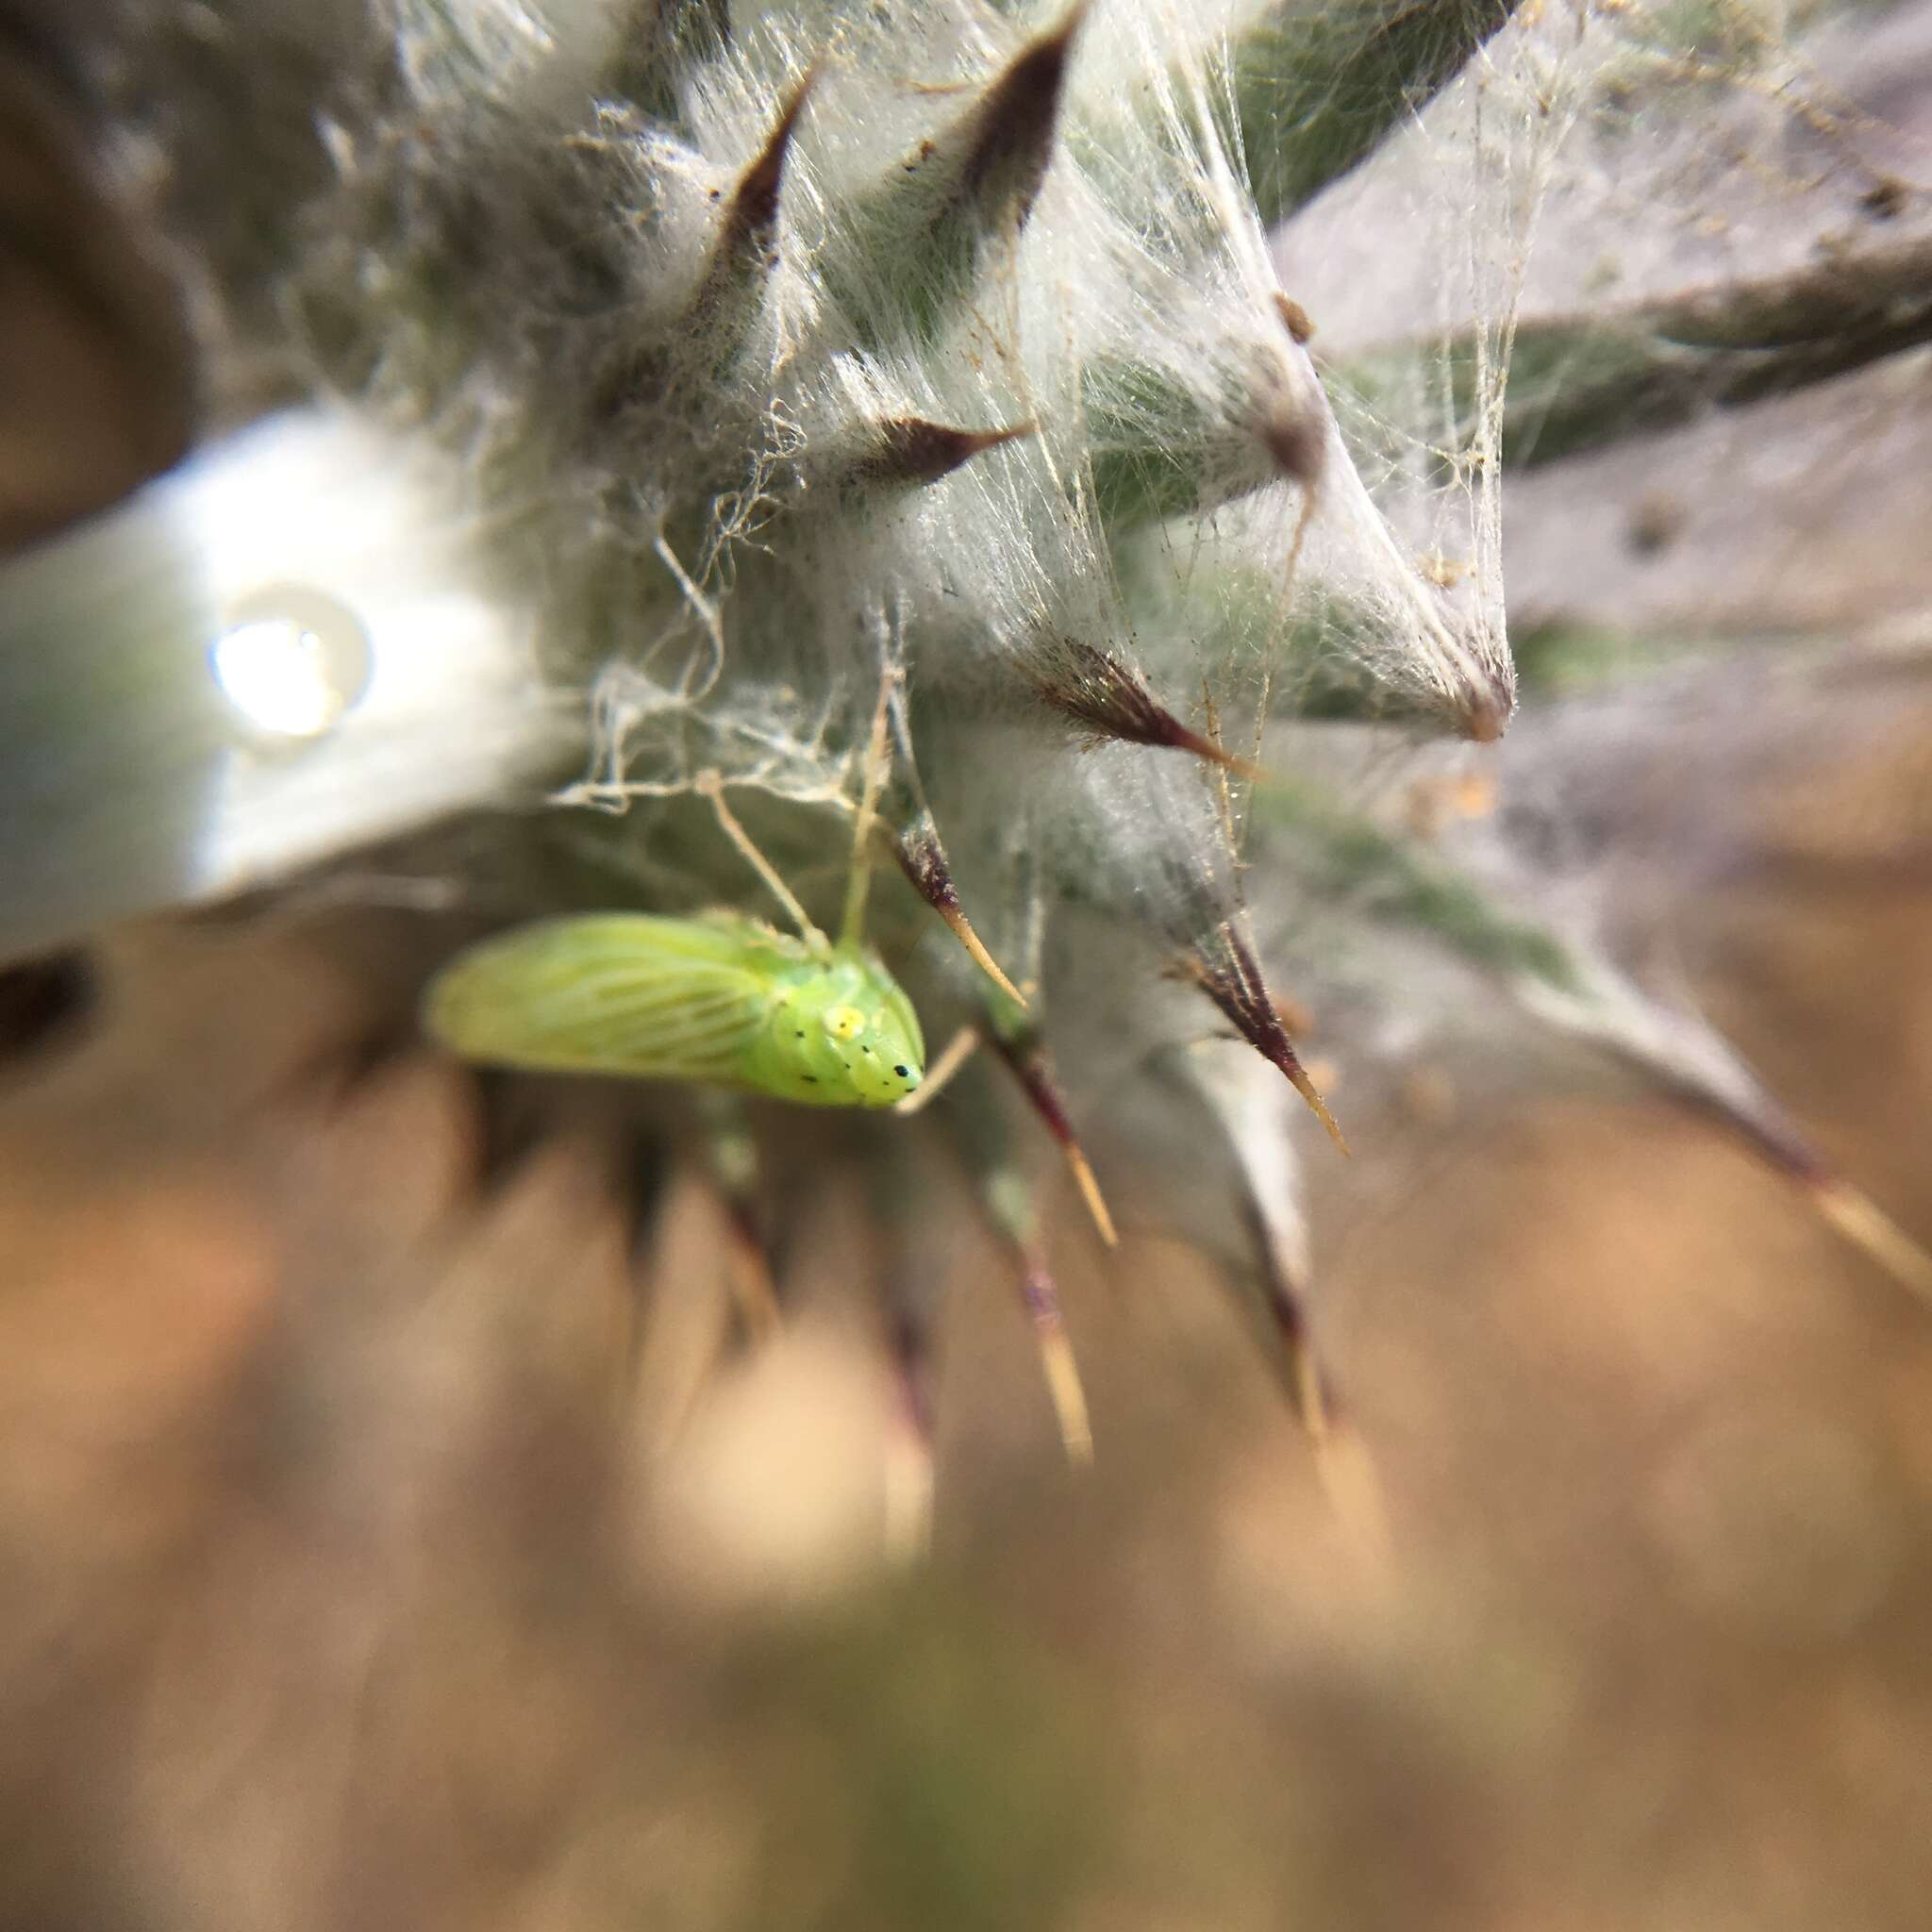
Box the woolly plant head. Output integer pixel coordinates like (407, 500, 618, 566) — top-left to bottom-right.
(36, 0, 1932, 1457)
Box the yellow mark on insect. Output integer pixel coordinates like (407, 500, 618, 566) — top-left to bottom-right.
(826, 1005, 866, 1041)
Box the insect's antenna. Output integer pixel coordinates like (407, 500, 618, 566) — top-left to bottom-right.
(840, 667, 898, 948)
(694, 770, 827, 952)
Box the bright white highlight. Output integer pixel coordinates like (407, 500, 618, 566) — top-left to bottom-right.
(157, 408, 573, 896)
(212, 616, 354, 739)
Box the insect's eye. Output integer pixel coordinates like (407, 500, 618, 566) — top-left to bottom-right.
(825, 1005, 866, 1042)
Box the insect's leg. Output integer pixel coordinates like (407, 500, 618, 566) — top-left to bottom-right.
(693, 770, 827, 952)
(892, 1022, 980, 1115)
(838, 664, 898, 950)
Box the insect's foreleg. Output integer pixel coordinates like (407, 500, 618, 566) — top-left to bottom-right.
(694, 770, 827, 953)
(892, 1022, 980, 1115)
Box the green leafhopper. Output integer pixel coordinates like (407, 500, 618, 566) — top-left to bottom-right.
(424, 685, 948, 1109)
(425, 906, 925, 1108)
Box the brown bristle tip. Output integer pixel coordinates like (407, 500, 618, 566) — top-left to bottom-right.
(891, 824, 1027, 1007)
(1292, 1346, 1332, 1444)
(859, 416, 1036, 487)
(1191, 933, 1351, 1156)
(939, 902, 1028, 1009)
(1040, 1327, 1095, 1466)
(1063, 1142, 1119, 1249)
(723, 1238, 784, 1345)
(1165, 719, 1271, 782)
(1286, 1063, 1351, 1156)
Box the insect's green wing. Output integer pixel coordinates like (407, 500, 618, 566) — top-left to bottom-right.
(425, 912, 799, 1086)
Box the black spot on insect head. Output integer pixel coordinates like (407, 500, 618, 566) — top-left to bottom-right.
(893, 1065, 909, 1079)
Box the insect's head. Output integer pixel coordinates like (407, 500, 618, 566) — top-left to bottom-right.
(784, 952, 925, 1107)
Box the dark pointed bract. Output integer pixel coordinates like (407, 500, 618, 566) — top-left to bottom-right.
(688, 70, 814, 327)
(833, 6, 1084, 339)
(1185, 922, 1347, 1151)
(851, 416, 1036, 490)
(1029, 639, 1267, 778)
(893, 814, 1027, 1007)
(957, 5, 1085, 231)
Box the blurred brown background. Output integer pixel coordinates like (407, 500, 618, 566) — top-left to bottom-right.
(0, 747, 1929, 1931)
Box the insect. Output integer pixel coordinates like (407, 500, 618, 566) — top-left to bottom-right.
(424, 692, 936, 1108)
(425, 903, 926, 1106)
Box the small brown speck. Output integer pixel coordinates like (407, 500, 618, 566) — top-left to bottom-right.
(1273, 291, 1315, 343)
(1860, 175, 1909, 221)
(1626, 491, 1684, 557)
